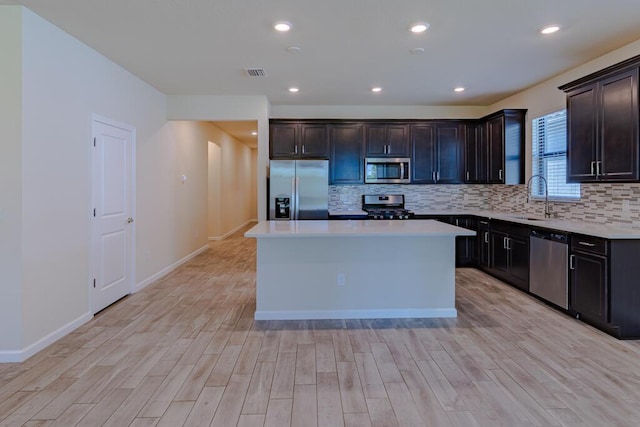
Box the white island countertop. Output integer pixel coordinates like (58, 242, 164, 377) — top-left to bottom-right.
(245, 219, 476, 238)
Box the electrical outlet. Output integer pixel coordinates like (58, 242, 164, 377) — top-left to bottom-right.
(336, 273, 346, 286)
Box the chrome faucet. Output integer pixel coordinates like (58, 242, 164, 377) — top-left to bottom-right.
(526, 174, 551, 218)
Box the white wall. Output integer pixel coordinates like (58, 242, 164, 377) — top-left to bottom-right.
(205, 123, 257, 239)
(0, 6, 24, 353)
(0, 7, 213, 360)
(19, 7, 174, 350)
(270, 105, 487, 119)
(136, 121, 209, 285)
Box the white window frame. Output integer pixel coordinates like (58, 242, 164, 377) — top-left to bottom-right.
(531, 110, 580, 201)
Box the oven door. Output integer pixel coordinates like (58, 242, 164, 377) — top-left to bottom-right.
(365, 158, 410, 183)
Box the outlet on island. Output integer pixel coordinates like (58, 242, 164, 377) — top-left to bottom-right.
(336, 273, 346, 286)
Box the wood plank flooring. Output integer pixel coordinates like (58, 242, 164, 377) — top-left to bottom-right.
(3, 224, 640, 426)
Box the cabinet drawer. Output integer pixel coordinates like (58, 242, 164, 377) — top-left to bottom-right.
(571, 234, 607, 255)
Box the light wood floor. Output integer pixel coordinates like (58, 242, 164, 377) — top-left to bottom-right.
(2, 226, 640, 426)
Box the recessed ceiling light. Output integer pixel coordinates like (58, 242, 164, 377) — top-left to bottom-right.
(410, 48, 425, 55)
(540, 25, 560, 35)
(274, 21, 292, 32)
(454, 87, 465, 92)
(251, 131, 258, 136)
(286, 46, 301, 53)
(410, 23, 429, 33)
(371, 87, 383, 93)
(288, 87, 299, 93)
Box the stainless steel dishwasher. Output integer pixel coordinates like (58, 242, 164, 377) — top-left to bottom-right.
(529, 229, 569, 309)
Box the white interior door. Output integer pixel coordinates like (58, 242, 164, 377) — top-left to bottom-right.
(91, 116, 135, 313)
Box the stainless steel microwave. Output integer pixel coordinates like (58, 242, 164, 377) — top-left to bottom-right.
(365, 158, 411, 184)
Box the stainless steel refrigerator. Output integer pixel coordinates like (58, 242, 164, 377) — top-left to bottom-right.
(269, 160, 329, 220)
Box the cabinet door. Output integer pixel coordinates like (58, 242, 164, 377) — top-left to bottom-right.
(509, 235, 529, 292)
(365, 124, 409, 157)
(478, 229, 491, 268)
(329, 124, 365, 184)
(436, 124, 464, 184)
(571, 251, 608, 323)
(566, 84, 598, 182)
(386, 124, 409, 156)
(365, 124, 387, 156)
(490, 230, 510, 278)
(486, 115, 505, 183)
(465, 123, 485, 183)
(599, 69, 639, 181)
(410, 124, 437, 183)
(270, 124, 299, 158)
(453, 217, 476, 266)
(300, 124, 329, 158)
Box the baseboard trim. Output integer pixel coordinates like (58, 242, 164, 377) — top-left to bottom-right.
(208, 220, 257, 241)
(0, 311, 93, 363)
(135, 244, 209, 292)
(253, 308, 458, 321)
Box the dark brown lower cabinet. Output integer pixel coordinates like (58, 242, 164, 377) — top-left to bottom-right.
(571, 250, 608, 324)
(477, 219, 491, 269)
(488, 222, 529, 292)
(453, 217, 476, 267)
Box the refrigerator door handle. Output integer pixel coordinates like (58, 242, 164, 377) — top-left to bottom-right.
(290, 176, 296, 220)
(294, 177, 300, 220)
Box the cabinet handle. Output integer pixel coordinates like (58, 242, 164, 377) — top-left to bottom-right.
(596, 161, 602, 176)
(480, 221, 489, 225)
(302, 145, 305, 154)
(484, 231, 489, 243)
(499, 169, 503, 180)
(436, 171, 440, 181)
(570, 254, 576, 270)
(507, 237, 511, 250)
(455, 219, 459, 226)
(432, 171, 436, 183)
(503, 237, 508, 249)
(466, 171, 470, 181)
(295, 145, 298, 155)
(590, 161, 595, 176)
(578, 241, 596, 247)
(387, 144, 391, 154)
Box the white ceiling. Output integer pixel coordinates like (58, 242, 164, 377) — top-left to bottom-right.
(3, 0, 640, 107)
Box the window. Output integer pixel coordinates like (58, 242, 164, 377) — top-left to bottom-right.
(532, 110, 580, 200)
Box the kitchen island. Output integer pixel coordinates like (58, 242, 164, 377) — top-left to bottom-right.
(244, 220, 475, 320)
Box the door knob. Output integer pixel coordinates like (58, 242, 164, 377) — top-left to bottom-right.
(127, 217, 134, 224)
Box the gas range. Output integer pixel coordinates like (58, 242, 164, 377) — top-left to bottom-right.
(362, 194, 414, 220)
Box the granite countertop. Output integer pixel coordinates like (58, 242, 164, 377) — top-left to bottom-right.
(411, 210, 640, 240)
(328, 209, 640, 239)
(245, 219, 476, 238)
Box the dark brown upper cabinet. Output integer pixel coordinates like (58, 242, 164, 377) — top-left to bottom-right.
(484, 110, 526, 185)
(411, 122, 464, 184)
(464, 121, 486, 183)
(463, 110, 525, 185)
(329, 123, 365, 185)
(270, 122, 329, 159)
(365, 123, 409, 157)
(561, 59, 639, 183)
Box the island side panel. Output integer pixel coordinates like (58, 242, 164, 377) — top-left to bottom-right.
(254, 235, 456, 320)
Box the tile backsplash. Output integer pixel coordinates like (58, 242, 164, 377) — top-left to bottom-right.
(329, 183, 640, 229)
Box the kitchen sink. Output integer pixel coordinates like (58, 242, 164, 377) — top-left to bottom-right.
(508, 215, 546, 221)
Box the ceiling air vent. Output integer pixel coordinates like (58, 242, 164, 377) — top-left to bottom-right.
(246, 68, 266, 77)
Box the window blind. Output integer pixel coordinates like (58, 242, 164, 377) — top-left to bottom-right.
(532, 110, 580, 200)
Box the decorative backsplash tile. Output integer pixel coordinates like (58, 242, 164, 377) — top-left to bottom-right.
(329, 183, 640, 229)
